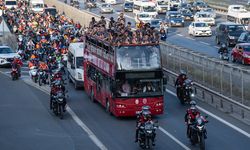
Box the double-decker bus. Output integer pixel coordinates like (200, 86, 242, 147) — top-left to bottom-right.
(83, 35, 166, 117)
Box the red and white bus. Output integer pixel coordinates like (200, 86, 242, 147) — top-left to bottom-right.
(83, 35, 166, 117)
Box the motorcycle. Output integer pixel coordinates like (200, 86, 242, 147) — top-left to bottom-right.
(189, 116, 208, 150)
(219, 52, 229, 61)
(29, 66, 38, 83)
(38, 70, 48, 86)
(11, 67, 19, 80)
(138, 121, 158, 149)
(86, 0, 97, 8)
(51, 91, 67, 119)
(177, 79, 195, 105)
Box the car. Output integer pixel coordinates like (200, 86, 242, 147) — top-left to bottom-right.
(135, 13, 153, 25)
(123, 1, 133, 12)
(0, 46, 20, 67)
(105, 0, 116, 5)
(149, 19, 168, 32)
(188, 22, 212, 37)
(238, 31, 250, 43)
(215, 22, 246, 47)
(165, 11, 184, 27)
(194, 12, 215, 26)
(156, 0, 168, 14)
(179, 2, 192, 11)
(231, 43, 250, 65)
(179, 9, 193, 21)
(200, 8, 216, 18)
(100, 3, 113, 13)
(192, 1, 207, 12)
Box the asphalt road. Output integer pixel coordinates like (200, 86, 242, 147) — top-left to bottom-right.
(0, 64, 250, 150)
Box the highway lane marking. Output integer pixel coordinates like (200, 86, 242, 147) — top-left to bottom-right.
(185, 37, 196, 41)
(166, 89, 250, 138)
(159, 127, 191, 150)
(0, 71, 109, 150)
(214, 46, 220, 49)
(177, 34, 183, 37)
(199, 41, 210, 46)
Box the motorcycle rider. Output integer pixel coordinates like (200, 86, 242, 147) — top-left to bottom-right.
(218, 43, 228, 54)
(185, 101, 206, 138)
(50, 79, 66, 111)
(135, 106, 156, 146)
(12, 57, 23, 77)
(175, 71, 188, 98)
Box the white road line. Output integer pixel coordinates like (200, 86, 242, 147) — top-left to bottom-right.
(159, 127, 191, 150)
(166, 89, 250, 138)
(0, 71, 109, 150)
(214, 46, 220, 49)
(185, 37, 195, 41)
(199, 41, 210, 46)
(177, 34, 183, 37)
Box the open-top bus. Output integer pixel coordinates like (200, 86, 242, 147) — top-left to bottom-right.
(83, 35, 166, 117)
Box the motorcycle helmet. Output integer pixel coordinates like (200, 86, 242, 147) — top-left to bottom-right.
(190, 106, 197, 114)
(190, 100, 196, 107)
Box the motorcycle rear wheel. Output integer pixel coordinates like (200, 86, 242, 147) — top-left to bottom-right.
(200, 134, 205, 150)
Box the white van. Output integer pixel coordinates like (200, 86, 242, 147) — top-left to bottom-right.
(30, 0, 44, 12)
(5, 0, 17, 9)
(67, 42, 84, 89)
(133, 0, 157, 18)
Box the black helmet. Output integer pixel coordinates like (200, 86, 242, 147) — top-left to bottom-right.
(190, 100, 196, 106)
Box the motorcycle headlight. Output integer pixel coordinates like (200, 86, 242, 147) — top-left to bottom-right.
(146, 130, 152, 134)
(191, 93, 195, 97)
(228, 36, 235, 39)
(197, 125, 204, 130)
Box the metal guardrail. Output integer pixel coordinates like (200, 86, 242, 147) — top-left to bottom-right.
(163, 68, 250, 111)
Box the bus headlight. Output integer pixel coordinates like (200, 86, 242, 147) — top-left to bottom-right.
(116, 104, 126, 108)
(156, 102, 163, 106)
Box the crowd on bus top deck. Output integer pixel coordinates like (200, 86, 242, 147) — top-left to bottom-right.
(85, 13, 160, 45)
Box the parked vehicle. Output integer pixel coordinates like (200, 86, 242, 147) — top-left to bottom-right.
(123, 1, 133, 12)
(135, 13, 153, 25)
(188, 22, 212, 37)
(180, 9, 194, 21)
(194, 11, 215, 26)
(238, 31, 250, 43)
(0, 46, 20, 68)
(231, 43, 250, 65)
(86, 0, 97, 8)
(67, 42, 84, 89)
(200, 8, 216, 18)
(165, 11, 184, 27)
(100, 3, 114, 13)
(133, 1, 157, 18)
(155, 0, 168, 14)
(215, 22, 245, 47)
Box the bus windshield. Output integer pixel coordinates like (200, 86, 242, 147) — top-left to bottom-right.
(115, 78, 163, 98)
(116, 45, 161, 70)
